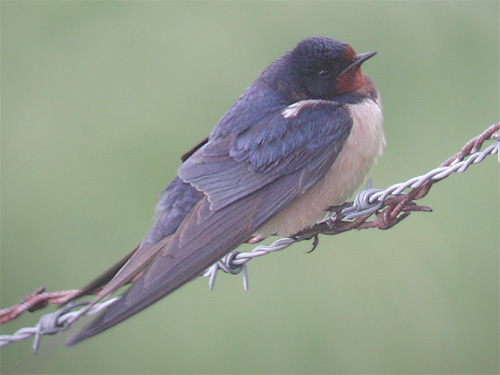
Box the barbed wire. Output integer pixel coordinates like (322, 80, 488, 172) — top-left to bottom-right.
(0, 298, 120, 353)
(1, 123, 498, 352)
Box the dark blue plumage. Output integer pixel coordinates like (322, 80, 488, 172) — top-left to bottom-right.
(230, 103, 352, 172)
(66, 36, 383, 345)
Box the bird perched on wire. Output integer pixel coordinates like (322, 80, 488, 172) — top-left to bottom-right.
(66, 36, 385, 345)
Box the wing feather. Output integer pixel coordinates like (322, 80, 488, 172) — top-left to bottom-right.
(179, 101, 352, 210)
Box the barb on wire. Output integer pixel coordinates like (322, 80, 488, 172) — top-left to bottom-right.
(0, 123, 498, 351)
(0, 298, 120, 353)
(202, 238, 297, 290)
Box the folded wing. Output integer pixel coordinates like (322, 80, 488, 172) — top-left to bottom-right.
(66, 101, 352, 345)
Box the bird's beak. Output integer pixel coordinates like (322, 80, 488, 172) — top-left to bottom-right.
(339, 51, 377, 76)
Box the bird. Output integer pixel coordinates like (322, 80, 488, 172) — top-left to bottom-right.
(65, 36, 385, 345)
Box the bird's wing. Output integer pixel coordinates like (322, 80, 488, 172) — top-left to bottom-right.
(66, 101, 352, 345)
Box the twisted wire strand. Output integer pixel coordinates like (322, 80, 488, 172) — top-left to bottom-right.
(368, 142, 499, 204)
(202, 238, 297, 290)
(0, 298, 120, 352)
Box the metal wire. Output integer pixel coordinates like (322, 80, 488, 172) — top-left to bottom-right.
(0, 298, 120, 353)
(202, 238, 297, 290)
(0, 125, 498, 352)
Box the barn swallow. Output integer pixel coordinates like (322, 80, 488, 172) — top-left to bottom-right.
(66, 36, 385, 345)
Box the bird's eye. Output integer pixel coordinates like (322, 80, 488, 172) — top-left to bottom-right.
(317, 69, 331, 79)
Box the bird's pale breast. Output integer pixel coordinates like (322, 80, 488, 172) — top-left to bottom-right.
(253, 97, 384, 238)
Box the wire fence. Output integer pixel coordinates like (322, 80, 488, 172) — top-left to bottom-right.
(1, 123, 499, 353)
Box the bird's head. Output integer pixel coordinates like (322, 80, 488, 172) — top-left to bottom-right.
(289, 36, 376, 100)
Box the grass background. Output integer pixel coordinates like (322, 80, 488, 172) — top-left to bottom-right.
(2, 1, 499, 373)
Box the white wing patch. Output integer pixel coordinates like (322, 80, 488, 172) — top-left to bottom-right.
(281, 99, 327, 119)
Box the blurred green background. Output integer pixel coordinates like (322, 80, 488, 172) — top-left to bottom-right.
(2, 1, 498, 374)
